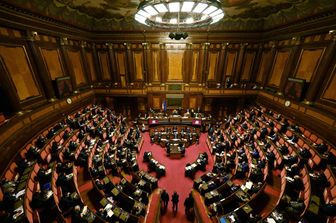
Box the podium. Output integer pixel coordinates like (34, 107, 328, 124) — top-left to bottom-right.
(169, 144, 183, 159)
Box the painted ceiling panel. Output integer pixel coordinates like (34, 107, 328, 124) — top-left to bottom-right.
(2, 0, 336, 31)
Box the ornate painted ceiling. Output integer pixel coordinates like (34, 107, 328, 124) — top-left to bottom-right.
(2, 0, 336, 31)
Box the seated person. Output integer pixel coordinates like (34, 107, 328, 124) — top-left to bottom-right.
(315, 142, 328, 154)
(320, 201, 336, 216)
(298, 147, 311, 159)
(26, 145, 40, 160)
(47, 128, 56, 139)
(286, 163, 300, 177)
(35, 135, 47, 149)
(309, 171, 329, 189)
(323, 151, 336, 165)
(285, 199, 305, 220)
(283, 154, 298, 166)
(63, 130, 70, 140)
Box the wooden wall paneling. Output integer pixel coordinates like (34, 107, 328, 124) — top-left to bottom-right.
(79, 42, 91, 84)
(26, 31, 55, 99)
(151, 50, 160, 83)
(125, 44, 133, 84)
(321, 63, 336, 103)
(85, 50, 98, 83)
(91, 44, 101, 82)
(133, 50, 144, 81)
(268, 50, 290, 88)
(108, 44, 119, 83)
(199, 43, 209, 84)
(67, 49, 87, 87)
(217, 44, 227, 84)
(116, 50, 127, 87)
(240, 50, 256, 81)
(184, 44, 193, 83)
(207, 50, 219, 82)
(59, 38, 76, 89)
(159, 44, 168, 83)
(152, 95, 161, 109)
(250, 45, 263, 83)
(40, 47, 65, 80)
(98, 50, 112, 81)
(203, 98, 213, 114)
(0, 56, 22, 112)
(137, 97, 147, 113)
(191, 49, 200, 83)
(167, 50, 184, 82)
(143, 43, 150, 84)
(233, 43, 247, 84)
(262, 44, 277, 87)
(256, 50, 271, 83)
(279, 43, 302, 93)
(306, 36, 336, 102)
(0, 44, 42, 103)
(189, 95, 197, 109)
(294, 47, 325, 82)
(224, 49, 238, 86)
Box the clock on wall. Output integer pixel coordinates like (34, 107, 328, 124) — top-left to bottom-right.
(285, 100, 291, 107)
(66, 98, 72, 105)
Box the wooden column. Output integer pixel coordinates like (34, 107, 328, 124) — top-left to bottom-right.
(250, 44, 263, 83)
(26, 31, 55, 100)
(159, 43, 167, 83)
(0, 59, 22, 113)
(262, 42, 277, 87)
(91, 43, 102, 82)
(59, 37, 76, 90)
(200, 42, 209, 84)
(125, 43, 133, 84)
(305, 32, 336, 102)
(184, 43, 193, 83)
(221, 43, 230, 86)
(233, 43, 247, 84)
(79, 41, 91, 84)
(279, 37, 302, 93)
(217, 43, 227, 84)
(142, 42, 150, 84)
(107, 43, 118, 83)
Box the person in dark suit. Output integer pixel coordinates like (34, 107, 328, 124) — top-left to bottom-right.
(184, 192, 194, 217)
(161, 190, 169, 212)
(171, 191, 179, 216)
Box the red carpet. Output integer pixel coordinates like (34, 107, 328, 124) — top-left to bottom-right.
(137, 133, 214, 223)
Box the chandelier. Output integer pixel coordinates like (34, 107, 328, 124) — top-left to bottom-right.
(134, 0, 224, 29)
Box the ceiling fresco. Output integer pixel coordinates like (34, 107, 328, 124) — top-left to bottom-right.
(2, 0, 336, 31)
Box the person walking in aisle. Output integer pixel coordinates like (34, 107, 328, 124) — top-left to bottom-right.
(172, 191, 179, 216)
(161, 189, 169, 213)
(184, 192, 195, 220)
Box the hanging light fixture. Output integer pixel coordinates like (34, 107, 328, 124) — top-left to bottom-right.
(134, 0, 224, 29)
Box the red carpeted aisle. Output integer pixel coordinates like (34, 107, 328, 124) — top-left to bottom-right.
(137, 132, 214, 223)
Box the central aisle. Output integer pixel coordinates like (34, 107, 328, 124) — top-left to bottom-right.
(137, 132, 214, 223)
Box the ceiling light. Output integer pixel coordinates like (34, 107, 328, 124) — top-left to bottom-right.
(168, 2, 180, 12)
(144, 5, 158, 16)
(135, 0, 224, 29)
(193, 3, 208, 13)
(154, 3, 168, 13)
(181, 2, 195, 12)
(203, 5, 217, 15)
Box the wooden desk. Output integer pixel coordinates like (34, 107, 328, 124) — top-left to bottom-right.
(169, 144, 183, 159)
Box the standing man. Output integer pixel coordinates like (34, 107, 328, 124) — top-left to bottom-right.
(161, 189, 169, 212)
(172, 191, 179, 216)
(184, 192, 194, 218)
